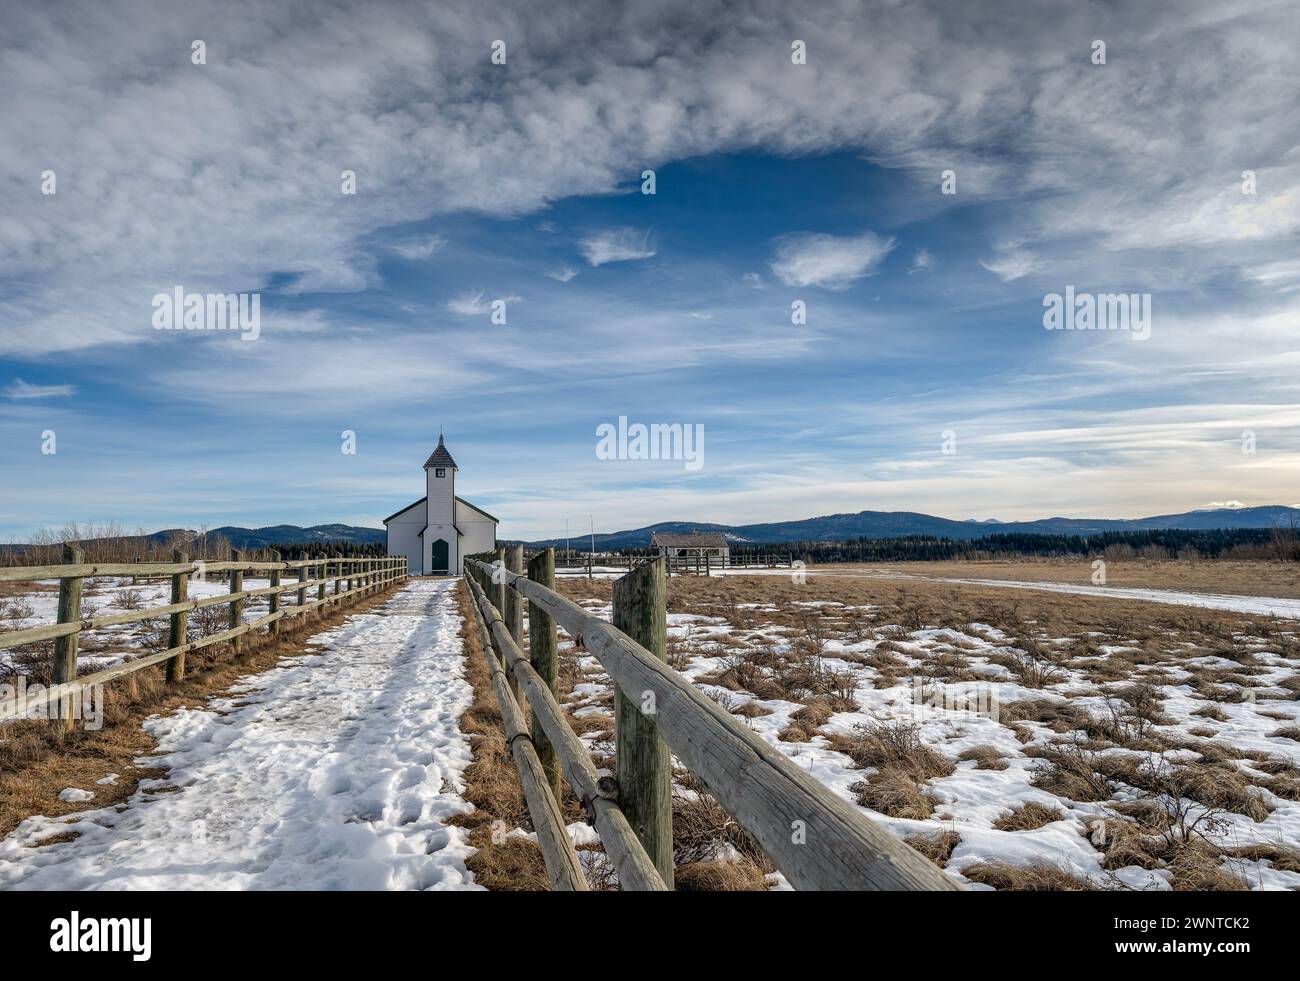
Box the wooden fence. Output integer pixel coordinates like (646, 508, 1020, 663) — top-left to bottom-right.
(551, 553, 793, 576)
(464, 547, 960, 891)
(0, 548, 408, 730)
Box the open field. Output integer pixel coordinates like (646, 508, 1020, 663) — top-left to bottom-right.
(839, 559, 1300, 601)
(542, 570, 1300, 890)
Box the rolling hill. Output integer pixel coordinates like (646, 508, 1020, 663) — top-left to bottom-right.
(525, 505, 1300, 550)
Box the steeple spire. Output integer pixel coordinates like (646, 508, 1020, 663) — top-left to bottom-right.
(424, 432, 458, 469)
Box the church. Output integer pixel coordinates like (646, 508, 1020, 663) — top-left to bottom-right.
(383, 434, 499, 575)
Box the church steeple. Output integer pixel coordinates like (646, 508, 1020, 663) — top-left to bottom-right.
(423, 433, 459, 470)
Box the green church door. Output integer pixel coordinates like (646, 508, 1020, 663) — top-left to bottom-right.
(430, 539, 450, 575)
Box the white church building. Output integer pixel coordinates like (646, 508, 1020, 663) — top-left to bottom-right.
(383, 435, 499, 575)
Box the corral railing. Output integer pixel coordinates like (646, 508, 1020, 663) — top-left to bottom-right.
(0, 548, 408, 730)
(464, 547, 959, 892)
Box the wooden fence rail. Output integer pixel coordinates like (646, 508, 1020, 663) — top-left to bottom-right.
(464, 570, 668, 891)
(0, 553, 408, 728)
(465, 551, 960, 892)
(548, 553, 793, 576)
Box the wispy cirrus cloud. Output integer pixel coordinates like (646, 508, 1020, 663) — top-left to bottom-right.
(446, 290, 490, 316)
(979, 250, 1039, 282)
(579, 228, 655, 266)
(5, 378, 74, 399)
(546, 265, 579, 283)
(389, 235, 446, 260)
(769, 231, 896, 289)
(446, 290, 521, 316)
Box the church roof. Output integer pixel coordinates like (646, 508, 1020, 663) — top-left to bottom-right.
(423, 434, 458, 470)
(382, 495, 500, 525)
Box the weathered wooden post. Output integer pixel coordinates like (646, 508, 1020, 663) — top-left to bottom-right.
(51, 544, 85, 734)
(268, 549, 282, 638)
(333, 553, 341, 596)
(611, 557, 673, 887)
(527, 547, 561, 797)
(166, 550, 190, 682)
(229, 549, 245, 655)
(505, 545, 524, 643)
(492, 545, 506, 620)
(505, 545, 525, 703)
(297, 555, 308, 607)
(317, 557, 327, 606)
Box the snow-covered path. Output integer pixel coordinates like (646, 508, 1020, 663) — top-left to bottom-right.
(0, 579, 482, 891)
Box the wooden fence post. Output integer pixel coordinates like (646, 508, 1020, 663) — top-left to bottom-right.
(229, 549, 244, 655)
(166, 550, 189, 682)
(528, 547, 561, 797)
(297, 556, 308, 607)
(611, 557, 673, 887)
(492, 545, 506, 620)
(506, 545, 524, 645)
(505, 545, 524, 704)
(51, 544, 85, 734)
(269, 549, 281, 638)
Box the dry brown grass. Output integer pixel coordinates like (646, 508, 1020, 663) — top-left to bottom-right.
(957, 745, 1009, 770)
(1225, 843, 1300, 873)
(993, 800, 1065, 831)
(856, 558, 1300, 601)
(777, 698, 835, 742)
(833, 720, 955, 819)
(961, 860, 1096, 891)
(674, 859, 771, 891)
(447, 581, 562, 890)
(904, 829, 961, 868)
(548, 566, 1300, 891)
(830, 719, 955, 779)
(1028, 743, 1115, 803)
(851, 767, 938, 819)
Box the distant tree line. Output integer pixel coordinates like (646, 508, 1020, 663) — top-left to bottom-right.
(270, 541, 387, 560)
(726, 527, 1300, 564)
(1, 523, 389, 567)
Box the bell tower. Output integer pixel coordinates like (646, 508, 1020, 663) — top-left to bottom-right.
(423, 432, 458, 574)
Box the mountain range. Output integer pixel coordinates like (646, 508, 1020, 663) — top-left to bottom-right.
(524, 505, 1300, 550)
(5, 506, 1296, 554)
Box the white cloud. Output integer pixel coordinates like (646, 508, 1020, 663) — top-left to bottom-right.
(910, 248, 932, 273)
(547, 265, 579, 283)
(446, 290, 521, 315)
(579, 228, 656, 266)
(446, 290, 488, 315)
(389, 235, 446, 260)
(5, 378, 74, 399)
(1246, 260, 1300, 294)
(979, 250, 1038, 282)
(3, 1, 1297, 356)
(1199, 500, 1247, 510)
(769, 231, 896, 289)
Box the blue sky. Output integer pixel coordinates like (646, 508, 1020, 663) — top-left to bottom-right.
(2, 1, 1298, 541)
